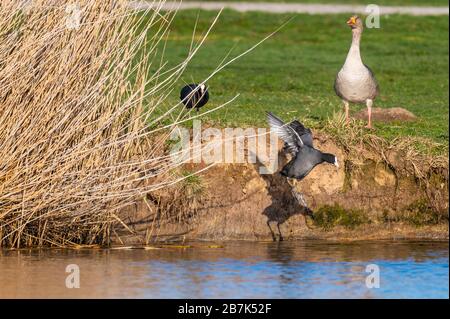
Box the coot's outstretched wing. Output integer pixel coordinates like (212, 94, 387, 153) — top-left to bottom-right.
(289, 120, 313, 147)
(267, 112, 304, 155)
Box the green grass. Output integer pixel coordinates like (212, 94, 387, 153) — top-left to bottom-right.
(185, 0, 449, 7)
(181, 169, 205, 196)
(380, 199, 446, 226)
(145, 10, 449, 146)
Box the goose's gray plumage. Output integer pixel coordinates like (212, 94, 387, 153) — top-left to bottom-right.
(267, 112, 338, 181)
(334, 15, 379, 128)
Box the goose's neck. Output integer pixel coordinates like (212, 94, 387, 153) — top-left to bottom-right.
(344, 29, 363, 67)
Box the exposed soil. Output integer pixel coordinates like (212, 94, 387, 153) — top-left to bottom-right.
(354, 107, 417, 123)
(115, 134, 449, 244)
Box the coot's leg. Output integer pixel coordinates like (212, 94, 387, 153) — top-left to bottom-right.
(288, 178, 308, 209)
(296, 191, 308, 209)
(291, 185, 314, 229)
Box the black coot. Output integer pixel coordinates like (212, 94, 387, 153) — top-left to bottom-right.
(180, 83, 209, 112)
(267, 111, 338, 181)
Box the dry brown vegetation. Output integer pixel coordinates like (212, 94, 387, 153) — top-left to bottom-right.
(0, 0, 220, 248)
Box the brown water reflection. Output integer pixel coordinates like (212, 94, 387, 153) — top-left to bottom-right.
(0, 240, 448, 298)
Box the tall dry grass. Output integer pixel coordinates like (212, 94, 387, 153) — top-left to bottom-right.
(0, 0, 218, 247)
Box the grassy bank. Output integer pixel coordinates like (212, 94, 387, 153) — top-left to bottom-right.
(148, 10, 449, 147)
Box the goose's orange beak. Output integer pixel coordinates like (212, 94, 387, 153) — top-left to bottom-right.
(347, 16, 357, 26)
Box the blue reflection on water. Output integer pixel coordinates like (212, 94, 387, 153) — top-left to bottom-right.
(128, 245, 449, 299)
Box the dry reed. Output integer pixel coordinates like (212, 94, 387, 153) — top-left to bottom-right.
(0, 0, 224, 247)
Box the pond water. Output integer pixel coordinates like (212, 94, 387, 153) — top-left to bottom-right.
(0, 240, 448, 299)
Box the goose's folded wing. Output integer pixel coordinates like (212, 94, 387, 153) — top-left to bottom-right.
(364, 64, 380, 94)
(267, 112, 303, 154)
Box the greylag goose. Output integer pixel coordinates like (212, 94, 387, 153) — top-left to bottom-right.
(180, 83, 209, 112)
(334, 15, 379, 129)
(267, 112, 338, 208)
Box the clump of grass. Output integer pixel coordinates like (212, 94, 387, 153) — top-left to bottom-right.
(181, 170, 205, 197)
(313, 204, 369, 230)
(381, 199, 446, 227)
(324, 111, 448, 160)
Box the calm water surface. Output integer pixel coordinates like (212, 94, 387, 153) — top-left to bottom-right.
(0, 240, 448, 298)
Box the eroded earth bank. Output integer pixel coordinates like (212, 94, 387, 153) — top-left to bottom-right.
(116, 132, 449, 244)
